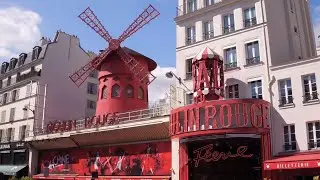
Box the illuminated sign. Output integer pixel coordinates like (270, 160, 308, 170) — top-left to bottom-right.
(46, 113, 120, 134)
(170, 100, 270, 136)
(265, 161, 320, 170)
(193, 144, 253, 167)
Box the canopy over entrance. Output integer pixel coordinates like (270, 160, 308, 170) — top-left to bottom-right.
(0, 164, 27, 176)
(264, 153, 320, 170)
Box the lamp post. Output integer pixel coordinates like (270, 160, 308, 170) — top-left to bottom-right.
(165, 71, 191, 92)
(22, 106, 35, 116)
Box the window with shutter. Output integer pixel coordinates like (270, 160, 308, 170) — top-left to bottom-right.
(9, 108, 15, 122)
(11, 128, 15, 141)
(26, 125, 30, 138)
(1, 110, 6, 123)
(23, 106, 28, 119)
(26, 84, 31, 97)
(19, 126, 26, 140)
(0, 129, 2, 142)
(1, 130, 5, 143)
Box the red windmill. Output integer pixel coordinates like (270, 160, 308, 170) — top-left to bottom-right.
(70, 5, 160, 117)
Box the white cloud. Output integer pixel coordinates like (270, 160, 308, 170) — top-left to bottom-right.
(0, 7, 42, 61)
(148, 66, 176, 103)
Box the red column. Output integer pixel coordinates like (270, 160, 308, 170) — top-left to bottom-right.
(179, 143, 188, 180)
(261, 132, 272, 179)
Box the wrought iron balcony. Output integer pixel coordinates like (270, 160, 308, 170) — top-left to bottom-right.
(303, 92, 319, 103)
(186, 37, 196, 46)
(279, 97, 294, 107)
(308, 141, 320, 150)
(224, 62, 238, 70)
(17, 69, 41, 83)
(246, 56, 260, 66)
(223, 25, 235, 34)
(203, 31, 214, 40)
(283, 143, 296, 152)
(244, 17, 257, 28)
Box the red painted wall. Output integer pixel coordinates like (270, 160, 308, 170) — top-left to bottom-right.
(38, 141, 171, 176)
(95, 52, 154, 116)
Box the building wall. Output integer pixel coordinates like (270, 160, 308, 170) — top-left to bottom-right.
(38, 31, 97, 128)
(270, 57, 320, 155)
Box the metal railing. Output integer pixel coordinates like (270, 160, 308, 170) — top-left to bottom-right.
(186, 37, 196, 45)
(33, 102, 171, 136)
(246, 56, 260, 65)
(308, 141, 320, 150)
(303, 92, 319, 103)
(176, 0, 223, 17)
(244, 17, 257, 28)
(224, 62, 237, 70)
(279, 97, 294, 107)
(223, 25, 235, 34)
(283, 143, 296, 152)
(203, 31, 214, 40)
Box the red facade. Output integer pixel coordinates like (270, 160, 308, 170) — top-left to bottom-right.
(38, 142, 171, 176)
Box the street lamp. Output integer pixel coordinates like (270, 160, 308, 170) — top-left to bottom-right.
(22, 106, 35, 115)
(165, 71, 191, 92)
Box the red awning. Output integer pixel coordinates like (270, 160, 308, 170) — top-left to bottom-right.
(264, 153, 320, 170)
(33, 175, 171, 180)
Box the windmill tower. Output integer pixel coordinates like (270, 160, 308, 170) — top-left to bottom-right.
(69, 5, 160, 117)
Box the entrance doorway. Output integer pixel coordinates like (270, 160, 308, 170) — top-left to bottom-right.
(188, 137, 261, 180)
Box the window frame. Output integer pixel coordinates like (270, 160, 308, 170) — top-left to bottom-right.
(249, 80, 262, 99)
(101, 85, 108, 99)
(283, 124, 296, 152)
(185, 58, 193, 80)
(224, 46, 237, 69)
(278, 79, 293, 106)
(226, 84, 239, 99)
(243, 7, 257, 27)
(245, 41, 260, 65)
(302, 74, 318, 102)
(126, 85, 134, 98)
(223, 14, 235, 34)
(111, 84, 121, 98)
(203, 21, 214, 40)
(138, 87, 144, 100)
(307, 121, 320, 149)
(186, 25, 196, 45)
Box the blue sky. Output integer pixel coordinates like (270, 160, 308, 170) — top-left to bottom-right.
(0, 0, 319, 67)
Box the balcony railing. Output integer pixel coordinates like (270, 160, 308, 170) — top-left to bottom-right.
(244, 17, 257, 28)
(224, 62, 237, 70)
(186, 37, 196, 45)
(176, 0, 223, 17)
(279, 97, 294, 107)
(33, 103, 171, 136)
(308, 141, 320, 150)
(283, 143, 296, 152)
(223, 25, 235, 34)
(303, 92, 319, 103)
(203, 31, 214, 40)
(17, 69, 41, 83)
(246, 56, 260, 65)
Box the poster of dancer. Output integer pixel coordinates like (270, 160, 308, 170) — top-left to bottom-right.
(39, 141, 171, 176)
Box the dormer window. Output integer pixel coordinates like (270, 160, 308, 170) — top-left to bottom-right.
(9, 58, 18, 70)
(32, 46, 42, 60)
(1, 62, 9, 74)
(18, 53, 27, 66)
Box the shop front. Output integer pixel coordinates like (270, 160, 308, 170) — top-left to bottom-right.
(170, 99, 272, 180)
(264, 151, 320, 179)
(0, 141, 29, 179)
(34, 141, 171, 180)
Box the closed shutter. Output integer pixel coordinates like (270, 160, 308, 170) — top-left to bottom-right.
(6, 92, 11, 103)
(0, 94, 2, 105)
(15, 89, 19, 100)
(9, 108, 15, 121)
(1, 130, 5, 142)
(11, 128, 15, 141)
(26, 125, 30, 138)
(1, 110, 5, 123)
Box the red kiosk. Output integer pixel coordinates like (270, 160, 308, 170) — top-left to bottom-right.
(170, 47, 272, 180)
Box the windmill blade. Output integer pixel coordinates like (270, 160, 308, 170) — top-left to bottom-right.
(117, 48, 156, 85)
(70, 48, 112, 87)
(78, 7, 113, 43)
(118, 5, 160, 43)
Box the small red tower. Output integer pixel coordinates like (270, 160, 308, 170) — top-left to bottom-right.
(192, 47, 224, 103)
(69, 5, 160, 116)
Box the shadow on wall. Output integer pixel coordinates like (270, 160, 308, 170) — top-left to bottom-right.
(225, 78, 250, 98)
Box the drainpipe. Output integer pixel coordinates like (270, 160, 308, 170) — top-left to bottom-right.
(260, 0, 275, 156)
(41, 84, 47, 130)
